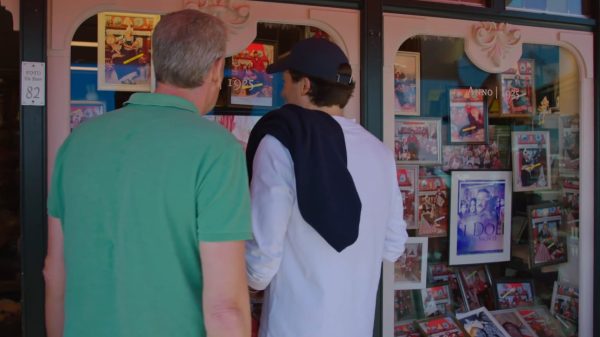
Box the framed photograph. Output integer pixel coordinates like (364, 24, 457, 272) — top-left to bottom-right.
(558, 115, 579, 175)
(493, 279, 535, 309)
(394, 320, 421, 337)
(448, 88, 487, 144)
(550, 282, 579, 324)
(491, 309, 537, 337)
(70, 100, 107, 130)
(442, 125, 511, 171)
(394, 290, 422, 322)
(415, 316, 468, 337)
(456, 306, 510, 337)
(417, 176, 448, 237)
(449, 171, 512, 265)
(394, 51, 420, 116)
(527, 203, 567, 268)
(394, 117, 442, 165)
(499, 59, 536, 116)
(512, 131, 552, 192)
(517, 306, 568, 337)
(228, 42, 276, 108)
(397, 165, 418, 230)
(455, 265, 495, 311)
(421, 284, 453, 317)
(394, 237, 428, 289)
(561, 177, 580, 237)
(97, 12, 159, 92)
(427, 262, 454, 284)
(206, 115, 261, 150)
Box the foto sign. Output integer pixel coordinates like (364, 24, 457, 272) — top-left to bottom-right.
(21, 62, 45, 106)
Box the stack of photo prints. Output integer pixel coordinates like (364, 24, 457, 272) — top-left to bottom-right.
(387, 54, 579, 337)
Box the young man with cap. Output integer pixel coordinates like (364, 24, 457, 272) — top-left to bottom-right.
(245, 38, 408, 337)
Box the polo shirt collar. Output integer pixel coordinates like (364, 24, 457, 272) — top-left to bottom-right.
(125, 93, 199, 114)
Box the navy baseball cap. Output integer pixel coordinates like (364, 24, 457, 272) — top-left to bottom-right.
(266, 38, 353, 86)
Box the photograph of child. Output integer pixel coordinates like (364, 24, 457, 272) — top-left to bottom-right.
(491, 309, 537, 337)
(512, 131, 551, 192)
(456, 307, 510, 337)
(551, 282, 579, 324)
(395, 118, 441, 164)
(448, 88, 487, 144)
(456, 266, 495, 311)
(529, 205, 567, 268)
(230, 42, 275, 107)
(495, 281, 534, 309)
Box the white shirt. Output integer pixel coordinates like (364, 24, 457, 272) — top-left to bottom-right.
(246, 116, 408, 337)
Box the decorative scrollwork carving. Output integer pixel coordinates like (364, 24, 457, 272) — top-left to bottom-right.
(185, 0, 251, 33)
(473, 22, 521, 67)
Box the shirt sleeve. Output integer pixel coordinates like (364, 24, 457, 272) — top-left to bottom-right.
(196, 142, 252, 242)
(48, 143, 67, 220)
(382, 161, 409, 262)
(245, 135, 295, 290)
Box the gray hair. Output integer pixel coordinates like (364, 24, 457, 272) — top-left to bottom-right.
(152, 9, 227, 88)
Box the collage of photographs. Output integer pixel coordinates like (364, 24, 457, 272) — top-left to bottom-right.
(387, 47, 580, 337)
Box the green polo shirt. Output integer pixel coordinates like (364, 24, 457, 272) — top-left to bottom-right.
(48, 93, 252, 337)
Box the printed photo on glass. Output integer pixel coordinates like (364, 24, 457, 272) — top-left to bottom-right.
(397, 165, 419, 230)
(550, 282, 578, 324)
(394, 51, 420, 116)
(455, 265, 495, 311)
(527, 204, 567, 268)
(448, 88, 487, 144)
(415, 315, 467, 337)
(491, 309, 537, 337)
(442, 125, 511, 171)
(499, 59, 536, 117)
(456, 306, 510, 337)
(493, 279, 535, 309)
(97, 12, 159, 92)
(70, 100, 106, 130)
(511, 131, 552, 192)
(449, 171, 512, 265)
(228, 42, 276, 108)
(394, 237, 428, 290)
(417, 176, 448, 237)
(421, 284, 453, 317)
(394, 117, 442, 165)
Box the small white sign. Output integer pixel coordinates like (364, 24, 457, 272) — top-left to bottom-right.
(21, 62, 45, 106)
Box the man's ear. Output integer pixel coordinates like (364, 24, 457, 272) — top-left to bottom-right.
(301, 77, 311, 96)
(210, 57, 225, 85)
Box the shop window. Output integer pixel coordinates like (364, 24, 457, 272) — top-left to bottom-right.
(506, 0, 591, 17)
(389, 35, 580, 336)
(411, 0, 489, 7)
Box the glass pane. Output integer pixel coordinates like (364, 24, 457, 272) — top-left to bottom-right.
(506, 0, 591, 17)
(411, 0, 489, 7)
(392, 35, 580, 336)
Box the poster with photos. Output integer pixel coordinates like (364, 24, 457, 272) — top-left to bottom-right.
(448, 88, 487, 144)
(229, 42, 276, 107)
(421, 284, 453, 317)
(558, 115, 579, 175)
(70, 100, 106, 130)
(442, 125, 511, 171)
(397, 165, 418, 230)
(449, 171, 512, 265)
(528, 204, 567, 268)
(456, 306, 510, 337)
(550, 282, 579, 324)
(512, 131, 551, 192)
(97, 12, 159, 92)
(417, 176, 448, 237)
(394, 51, 420, 116)
(499, 59, 536, 116)
(394, 320, 421, 337)
(494, 280, 535, 309)
(491, 309, 537, 337)
(394, 290, 421, 322)
(517, 306, 568, 337)
(394, 118, 442, 165)
(456, 265, 495, 311)
(394, 237, 428, 289)
(415, 316, 467, 337)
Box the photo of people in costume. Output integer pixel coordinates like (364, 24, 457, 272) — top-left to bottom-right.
(417, 176, 448, 237)
(512, 131, 551, 192)
(456, 265, 495, 311)
(528, 204, 567, 268)
(229, 42, 275, 107)
(495, 281, 535, 309)
(397, 166, 418, 229)
(395, 118, 442, 165)
(442, 125, 511, 171)
(448, 88, 487, 144)
(550, 282, 579, 324)
(500, 59, 535, 116)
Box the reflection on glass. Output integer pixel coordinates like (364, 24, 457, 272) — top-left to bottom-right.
(506, 0, 591, 17)
(395, 34, 580, 335)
